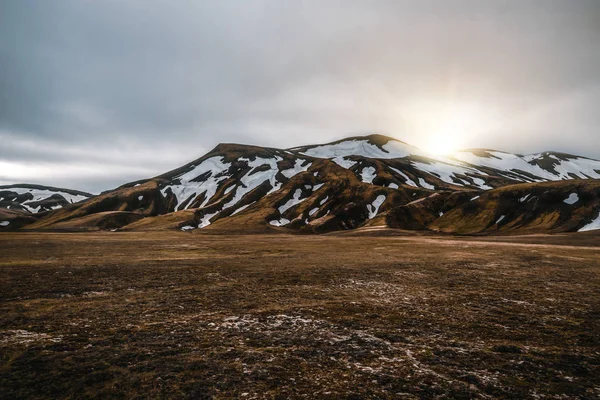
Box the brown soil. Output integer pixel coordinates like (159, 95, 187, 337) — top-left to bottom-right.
(1, 232, 599, 399)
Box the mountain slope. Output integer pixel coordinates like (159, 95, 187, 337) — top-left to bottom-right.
(18, 134, 600, 234)
(0, 184, 92, 213)
(429, 180, 600, 235)
(454, 150, 600, 182)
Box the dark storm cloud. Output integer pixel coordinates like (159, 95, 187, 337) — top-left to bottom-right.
(1, 0, 599, 192)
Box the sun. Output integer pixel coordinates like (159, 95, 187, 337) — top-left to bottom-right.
(419, 104, 482, 156)
(425, 132, 462, 156)
(398, 99, 489, 157)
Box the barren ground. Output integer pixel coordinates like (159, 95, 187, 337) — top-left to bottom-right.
(1, 231, 599, 399)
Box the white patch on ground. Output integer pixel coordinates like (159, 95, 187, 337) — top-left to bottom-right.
(137, 195, 143, 201)
(519, 194, 531, 203)
(281, 159, 312, 179)
(563, 193, 579, 205)
(579, 211, 600, 232)
(418, 178, 435, 190)
(278, 189, 305, 214)
(496, 215, 506, 224)
(367, 195, 386, 219)
(198, 211, 219, 228)
(269, 218, 291, 227)
(224, 156, 286, 209)
(161, 156, 232, 210)
(312, 183, 325, 192)
(388, 167, 418, 187)
(331, 157, 357, 169)
(224, 185, 235, 195)
(231, 202, 255, 216)
(470, 177, 493, 190)
(412, 161, 492, 190)
(439, 212, 444, 217)
(320, 196, 329, 205)
(470, 196, 480, 201)
(180, 225, 195, 231)
(388, 183, 399, 189)
(361, 167, 377, 183)
(301, 139, 419, 160)
(0, 221, 9, 227)
(309, 207, 319, 216)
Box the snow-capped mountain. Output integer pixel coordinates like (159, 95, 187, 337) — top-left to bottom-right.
(453, 149, 600, 182)
(0, 184, 91, 213)
(10, 134, 600, 234)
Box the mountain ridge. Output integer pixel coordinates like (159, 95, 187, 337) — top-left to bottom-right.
(2, 134, 599, 234)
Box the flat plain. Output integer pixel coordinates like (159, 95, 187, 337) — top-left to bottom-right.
(1, 231, 599, 399)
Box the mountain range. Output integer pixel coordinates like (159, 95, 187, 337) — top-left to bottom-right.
(2, 134, 600, 234)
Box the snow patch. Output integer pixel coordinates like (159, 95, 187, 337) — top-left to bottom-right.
(278, 189, 305, 214)
(301, 139, 418, 160)
(332, 157, 357, 169)
(563, 193, 579, 205)
(281, 159, 312, 179)
(412, 161, 491, 190)
(388, 167, 418, 187)
(360, 167, 377, 183)
(496, 215, 506, 224)
(418, 178, 435, 190)
(367, 195, 386, 219)
(269, 218, 291, 227)
(0, 221, 9, 227)
(579, 211, 600, 232)
(223, 156, 284, 209)
(231, 202, 254, 215)
(198, 211, 219, 228)
(162, 156, 232, 210)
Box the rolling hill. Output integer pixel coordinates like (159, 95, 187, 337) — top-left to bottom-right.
(5, 134, 600, 234)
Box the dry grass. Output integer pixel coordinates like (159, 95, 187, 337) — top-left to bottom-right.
(1, 231, 599, 399)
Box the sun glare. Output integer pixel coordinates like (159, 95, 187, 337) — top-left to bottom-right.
(425, 133, 461, 156)
(407, 102, 485, 156)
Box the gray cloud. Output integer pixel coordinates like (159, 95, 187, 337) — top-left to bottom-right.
(1, 0, 599, 192)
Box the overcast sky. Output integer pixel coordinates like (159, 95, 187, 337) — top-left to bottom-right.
(1, 1, 599, 193)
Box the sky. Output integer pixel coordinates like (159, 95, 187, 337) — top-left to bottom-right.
(1, 0, 599, 193)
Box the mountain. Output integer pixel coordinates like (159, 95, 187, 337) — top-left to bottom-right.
(0, 184, 92, 231)
(10, 134, 600, 234)
(453, 149, 600, 182)
(429, 180, 600, 235)
(0, 184, 91, 213)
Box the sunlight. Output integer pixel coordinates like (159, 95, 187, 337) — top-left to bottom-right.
(402, 101, 486, 156)
(424, 106, 475, 155)
(425, 132, 462, 156)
